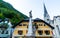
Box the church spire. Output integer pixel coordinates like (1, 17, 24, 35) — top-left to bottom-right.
(43, 3, 49, 17)
(43, 3, 50, 24)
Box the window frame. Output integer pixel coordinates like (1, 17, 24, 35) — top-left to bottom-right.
(38, 30, 43, 35)
(19, 24, 22, 26)
(45, 30, 50, 35)
(23, 24, 26, 26)
(18, 30, 23, 35)
(39, 24, 42, 26)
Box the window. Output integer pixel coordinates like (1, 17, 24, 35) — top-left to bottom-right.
(34, 23, 37, 26)
(23, 24, 26, 26)
(34, 23, 38, 29)
(47, 19, 49, 21)
(56, 25, 60, 35)
(39, 24, 42, 26)
(50, 37, 52, 38)
(36, 25, 38, 29)
(19, 24, 22, 26)
(18, 30, 23, 35)
(2, 30, 4, 34)
(27, 25, 28, 28)
(44, 24, 46, 26)
(38, 30, 43, 35)
(6, 31, 8, 34)
(45, 30, 50, 35)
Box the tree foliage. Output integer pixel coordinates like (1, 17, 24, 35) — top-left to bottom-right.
(0, 0, 28, 25)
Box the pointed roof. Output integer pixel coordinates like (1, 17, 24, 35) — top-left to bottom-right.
(43, 3, 49, 17)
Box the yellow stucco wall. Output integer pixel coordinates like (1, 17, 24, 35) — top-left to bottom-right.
(12, 21, 53, 38)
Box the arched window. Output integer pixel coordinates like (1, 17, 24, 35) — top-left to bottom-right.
(18, 30, 23, 35)
(38, 30, 43, 35)
(19, 24, 22, 26)
(56, 25, 60, 35)
(23, 24, 26, 26)
(47, 19, 49, 21)
(39, 24, 42, 26)
(45, 30, 50, 35)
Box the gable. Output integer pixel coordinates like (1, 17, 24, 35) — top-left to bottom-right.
(13, 18, 54, 29)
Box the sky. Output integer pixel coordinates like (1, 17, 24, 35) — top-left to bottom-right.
(3, 0, 60, 20)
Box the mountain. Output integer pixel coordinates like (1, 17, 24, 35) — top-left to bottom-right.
(0, 0, 28, 25)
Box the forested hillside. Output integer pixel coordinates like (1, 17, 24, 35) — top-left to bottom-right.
(0, 0, 28, 25)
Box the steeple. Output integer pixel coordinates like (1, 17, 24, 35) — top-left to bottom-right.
(43, 3, 50, 24)
(44, 3, 49, 17)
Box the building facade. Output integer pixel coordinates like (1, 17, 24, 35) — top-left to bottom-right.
(0, 18, 12, 38)
(12, 18, 54, 38)
(12, 3, 60, 38)
(43, 4, 60, 38)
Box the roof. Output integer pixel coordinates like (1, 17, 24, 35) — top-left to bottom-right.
(12, 18, 54, 29)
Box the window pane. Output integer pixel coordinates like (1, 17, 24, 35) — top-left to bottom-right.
(6, 30, 8, 34)
(23, 24, 26, 26)
(44, 24, 45, 26)
(27, 25, 28, 28)
(47, 19, 49, 21)
(18, 30, 23, 35)
(19, 24, 22, 26)
(39, 24, 42, 26)
(56, 25, 60, 35)
(45, 30, 50, 35)
(38, 30, 43, 35)
(34, 23, 38, 29)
